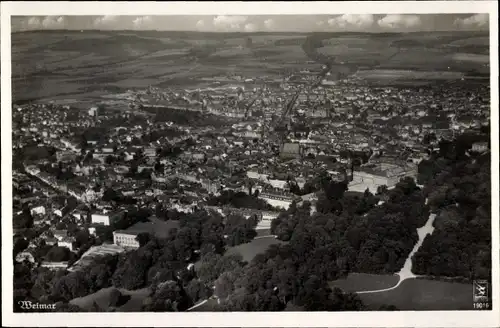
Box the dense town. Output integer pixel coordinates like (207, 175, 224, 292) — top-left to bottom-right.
(12, 67, 491, 311)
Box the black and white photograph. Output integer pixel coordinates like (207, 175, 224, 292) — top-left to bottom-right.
(1, 1, 499, 327)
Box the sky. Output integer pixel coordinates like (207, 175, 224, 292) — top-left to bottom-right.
(11, 14, 489, 33)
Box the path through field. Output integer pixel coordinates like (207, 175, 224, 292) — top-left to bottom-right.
(356, 204, 436, 294)
(187, 299, 208, 311)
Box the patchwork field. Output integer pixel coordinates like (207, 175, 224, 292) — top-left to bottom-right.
(12, 30, 489, 104)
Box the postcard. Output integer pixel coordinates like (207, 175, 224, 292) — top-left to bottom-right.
(1, 1, 498, 327)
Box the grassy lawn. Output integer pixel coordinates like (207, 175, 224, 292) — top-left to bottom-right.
(358, 278, 473, 310)
(254, 228, 272, 237)
(226, 236, 287, 263)
(69, 286, 150, 312)
(329, 273, 399, 293)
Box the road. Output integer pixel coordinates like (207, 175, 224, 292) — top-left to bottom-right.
(187, 299, 208, 311)
(357, 205, 436, 294)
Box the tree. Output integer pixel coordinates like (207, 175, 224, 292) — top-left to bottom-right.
(75, 230, 90, 248)
(186, 279, 211, 304)
(224, 214, 257, 246)
(13, 237, 29, 257)
(136, 232, 151, 248)
(105, 155, 115, 165)
(102, 188, 119, 202)
(112, 251, 152, 290)
(376, 185, 388, 195)
(197, 253, 244, 284)
(294, 275, 333, 311)
(379, 304, 399, 310)
(215, 268, 243, 300)
(143, 280, 190, 312)
(323, 181, 348, 201)
(108, 288, 122, 308)
(14, 208, 34, 230)
(51, 271, 90, 301)
(45, 246, 71, 262)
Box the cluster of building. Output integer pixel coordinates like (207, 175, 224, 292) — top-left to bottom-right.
(12, 67, 490, 273)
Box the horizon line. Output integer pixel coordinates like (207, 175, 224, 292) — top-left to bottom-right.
(12, 28, 489, 34)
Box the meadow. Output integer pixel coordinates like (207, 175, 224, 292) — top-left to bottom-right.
(358, 278, 473, 310)
(69, 286, 150, 312)
(329, 274, 473, 310)
(329, 273, 399, 293)
(225, 236, 286, 263)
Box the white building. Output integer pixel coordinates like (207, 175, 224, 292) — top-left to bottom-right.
(16, 251, 36, 263)
(88, 107, 98, 117)
(268, 179, 289, 190)
(91, 214, 112, 226)
(53, 230, 68, 242)
(58, 238, 75, 251)
(348, 162, 418, 194)
(91, 211, 123, 226)
(246, 170, 269, 182)
(88, 227, 97, 236)
(40, 261, 69, 270)
(258, 192, 296, 210)
(113, 231, 140, 249)
(471, 141, 489, 153)
(30, 206, 46, 216)
(68, 244, 125, 272)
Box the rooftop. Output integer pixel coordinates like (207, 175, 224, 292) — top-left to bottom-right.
(358, 162, 415, 178)
(281, 143, 300, 154)
(68, 243, 125, 272)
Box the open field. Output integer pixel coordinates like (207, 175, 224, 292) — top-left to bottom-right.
(12, 30, 489, 104)
(226, 236, 287, 263)
(355, 69, 465, 80)
(330, 273, 472, 311)
(331, 273, 473, 310)
(357, 278, 473, 310)
(329, 273, 399, 293)
(69, 286, 150, 311)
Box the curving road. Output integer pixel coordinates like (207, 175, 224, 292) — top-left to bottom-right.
(187, 299, 208, 311)
(356, 208, 436, 294)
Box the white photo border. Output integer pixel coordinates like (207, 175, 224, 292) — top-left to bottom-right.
(1, 1, 499, 327)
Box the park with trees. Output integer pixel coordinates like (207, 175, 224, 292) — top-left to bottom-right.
(13, 132, 491, 312)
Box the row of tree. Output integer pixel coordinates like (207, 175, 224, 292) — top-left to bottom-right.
(205, 176, 427, 311)
(413, 138, 491, 281)
(207, 190, 275, 211)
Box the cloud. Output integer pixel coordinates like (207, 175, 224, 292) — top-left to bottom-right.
(25, 17, 41, 29)
(244, 23, 258, 33)
(212, 15, 248, 31)
(377, 14, 422, 29)
(454, 14, 488, 29)
(19, 16, 65, 30)
(196, 20, 205, 30)
(132, 16, 153, 29)
(264, 19, 275, 30)
(42, 16, 65, 29)
(94, 15, 118, 27)
(328, 14, 374, 29)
